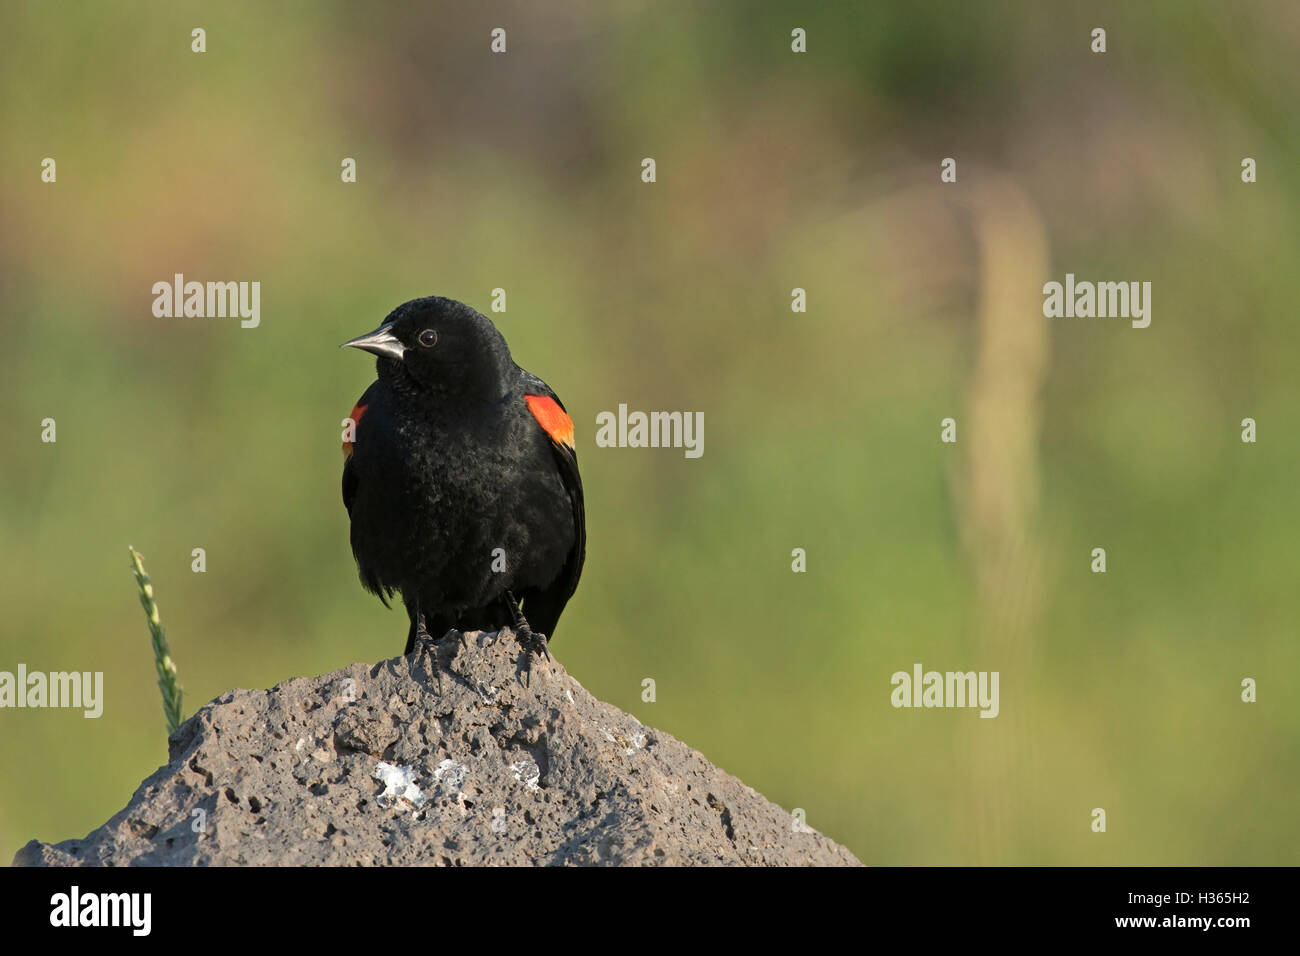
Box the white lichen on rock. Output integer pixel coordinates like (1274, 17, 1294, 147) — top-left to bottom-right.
(510, 758, 541, 791)
(373, 761, 426, 809)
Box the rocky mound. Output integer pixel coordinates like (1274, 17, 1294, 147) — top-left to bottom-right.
(13, 629, 860, 867)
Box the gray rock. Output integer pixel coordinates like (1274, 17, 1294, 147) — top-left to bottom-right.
(13, 630, 860, 866)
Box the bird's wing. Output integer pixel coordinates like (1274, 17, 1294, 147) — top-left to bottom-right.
(341, 382, 379, 517)
(519, 371, 586, 633)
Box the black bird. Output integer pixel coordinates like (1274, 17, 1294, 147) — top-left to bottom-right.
(340, 296, 585, 656)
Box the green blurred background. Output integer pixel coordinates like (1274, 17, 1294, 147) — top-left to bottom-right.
(2, 0, 1298, 865)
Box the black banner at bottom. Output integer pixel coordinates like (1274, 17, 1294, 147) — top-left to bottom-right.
(0, 865, 1280, 942)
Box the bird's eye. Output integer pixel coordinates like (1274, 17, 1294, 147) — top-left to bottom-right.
(418, 329, 438, 348)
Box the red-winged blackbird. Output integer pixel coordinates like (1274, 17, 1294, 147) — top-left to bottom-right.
(341, 296, 585, 656)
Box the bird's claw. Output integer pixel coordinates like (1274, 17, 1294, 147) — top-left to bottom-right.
(516, 626, 552, 661)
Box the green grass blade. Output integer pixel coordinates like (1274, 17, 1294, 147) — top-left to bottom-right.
(127, 546, 184, 734)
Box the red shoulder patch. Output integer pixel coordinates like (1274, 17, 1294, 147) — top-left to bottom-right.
(342, 402, 368, 458)
(525, 394, 574, 449)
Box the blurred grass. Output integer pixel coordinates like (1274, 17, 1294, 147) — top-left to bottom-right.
(1, 0, 1298, 865)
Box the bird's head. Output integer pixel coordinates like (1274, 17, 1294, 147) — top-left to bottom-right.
(342, 297, 514, 401)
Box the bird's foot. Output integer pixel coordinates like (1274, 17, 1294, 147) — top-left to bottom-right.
(408, 629, 434, 659)
(504, 590, 549, 660)
(515, 624, 552, 661)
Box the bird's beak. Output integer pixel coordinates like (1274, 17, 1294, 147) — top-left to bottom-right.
(341, 323, 406, 361)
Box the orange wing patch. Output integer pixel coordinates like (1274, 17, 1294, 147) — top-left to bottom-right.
(342, 402, 368, 458)
(525, 394, 574, 449)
